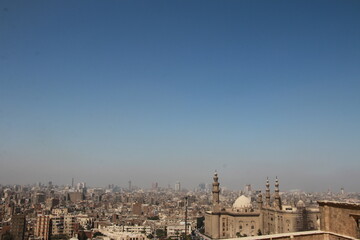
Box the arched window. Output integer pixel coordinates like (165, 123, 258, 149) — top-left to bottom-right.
(308, 221, 314, 229)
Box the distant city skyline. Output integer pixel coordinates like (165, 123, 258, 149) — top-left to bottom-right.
(0, 175, 353, 194)
(1, 1, 360, 192)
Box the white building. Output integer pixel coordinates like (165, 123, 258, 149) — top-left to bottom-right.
(167, 223, 191, 239)
(98, 226, 148, 240)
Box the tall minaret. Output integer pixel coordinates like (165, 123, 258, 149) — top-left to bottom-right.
(257, 191, 263, 209)
(274, 176, 282, 210)
(212, 171, 220, 211)
(265, 177, 271, 207)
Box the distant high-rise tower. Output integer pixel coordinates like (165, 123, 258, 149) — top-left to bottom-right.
(128, 180, 132, 191)
(244, 184, 252, 196)
(72, 178, 74, 188)
(175, 181, 181, 192)
(198, 183, 206, 191)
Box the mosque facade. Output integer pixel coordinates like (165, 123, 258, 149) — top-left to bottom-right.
(204, 172, 320, 238)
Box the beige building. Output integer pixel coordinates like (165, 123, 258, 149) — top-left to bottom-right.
(167, 224, 192, 238)
(205, 173, 320, 239)
(35, 214, 76, 239)
(51, 208, 69, 215)
(210, 201, 360, 240)
(67, 192, 84, 203)
(35, 215, 51, 240)
(97, 226, 148, 240)
(51, 214, 76, 236)
(318, 201, 360, 239)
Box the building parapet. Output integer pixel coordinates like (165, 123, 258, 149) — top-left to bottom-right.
(221, 230, 358, 240)
(317, 201, 360, 210)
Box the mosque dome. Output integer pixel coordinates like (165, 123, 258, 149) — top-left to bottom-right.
(296, 200, 305, 208)
(233, 195, 251, 209)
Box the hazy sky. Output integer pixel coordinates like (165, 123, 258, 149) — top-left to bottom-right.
(1, 0, 360, 192)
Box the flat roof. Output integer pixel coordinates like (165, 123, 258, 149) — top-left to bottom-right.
(317, 200, 360, 210)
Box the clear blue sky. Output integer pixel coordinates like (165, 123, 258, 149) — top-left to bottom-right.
(1, 0, 359, 192)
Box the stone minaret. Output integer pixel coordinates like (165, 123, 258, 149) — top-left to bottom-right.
(274, 176, 282, 210)
(257, 191, 263, 209)
(212, 171, 220, 211)
(265, 177, 271, 207)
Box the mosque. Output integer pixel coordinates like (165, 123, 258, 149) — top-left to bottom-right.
(204, 172, 320, 238)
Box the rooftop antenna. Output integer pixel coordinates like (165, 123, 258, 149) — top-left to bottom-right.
(184, 196, 188, 240)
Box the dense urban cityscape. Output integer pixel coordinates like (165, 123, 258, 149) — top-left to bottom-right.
(1, 173, 360, 239)
(2, 0, 360, 240)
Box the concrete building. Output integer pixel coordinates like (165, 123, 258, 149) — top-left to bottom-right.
(34, 192, 46, 204)
(102, 232, 147, 240)
(132, 202, 142, 215)
(50, 214, 76, 237)
(63, 215, 76, 236)
(10, 214, 26, 240)
(35, 215, 51, 240)
(122, 225, 152, 235)
(68, 192, 84, 203)
(52, 208, 69, 215)
(51, 215, 64, 236)
(167, 224, 192, 239)
(46, 198, 60, 210)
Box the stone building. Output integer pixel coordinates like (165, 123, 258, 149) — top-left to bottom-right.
(205, 172, 320, 238)
(318, 201, 360, 239)
(210, 201, 360, 240)
(261, 177, 319, 234)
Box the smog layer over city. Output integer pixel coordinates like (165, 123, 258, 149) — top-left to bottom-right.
(0, 1, 360, 240)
